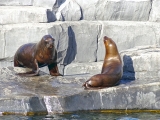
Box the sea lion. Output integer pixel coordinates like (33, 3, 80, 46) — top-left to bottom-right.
(14, 35, 61, 76)
(83, 36, 123, 89)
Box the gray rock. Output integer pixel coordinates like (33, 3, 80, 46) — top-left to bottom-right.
(97, 21, 160, 61)
(69, 21, 100, 63)
(121, 46, 160, 81)
(2, 46, 160, 83)
(0, 28, 5, 58)
(75, 0, 151, 21)
(0, 6, 48, 24)
(0, 66, 160, 114)
(1, 21, 160, 65)
(2, 23, 49, 58)
(0, 0, 157, 22)
(55, 0, 81, 21)
(0, 58, 13, 68)
(75, 0, 98, 20)
(33, 0, 57, 22)
(64, 46, 160, 82)
(48, 21, 100, 73)
(0, 0, 32, 6)
(47, 9, 57, 22)
(52, 0, 66, 14)
(33, 0, 56, 9)
(64, 62, 103, 75)
(149, 0, 160, 22)
(1, 0, 160, 115)
(47, 22, 70, 65)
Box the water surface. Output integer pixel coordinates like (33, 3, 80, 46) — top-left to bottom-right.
(1, 112, 160, 120)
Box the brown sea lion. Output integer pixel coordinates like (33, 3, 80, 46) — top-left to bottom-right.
(14, 35, 61, 76)
(83, 36, 123, 89)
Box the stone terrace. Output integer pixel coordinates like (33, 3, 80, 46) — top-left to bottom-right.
(0, 0, 160, 114)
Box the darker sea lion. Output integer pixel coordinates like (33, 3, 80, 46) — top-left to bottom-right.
(14, 35, 61, 76)
(83, 36, 123, 89)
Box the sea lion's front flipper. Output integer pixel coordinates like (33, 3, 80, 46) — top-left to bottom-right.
(48, 63, 62, 76)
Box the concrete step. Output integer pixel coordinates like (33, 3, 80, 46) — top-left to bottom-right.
(0, 0, 160, 22)
(0, 21, 160, 63)
(1, 46, 160, 82)
(0, 6, 48, 24)
(55, 0, 152, 21)
(0, 21, 160, 75)
(0, 0, 32, 6)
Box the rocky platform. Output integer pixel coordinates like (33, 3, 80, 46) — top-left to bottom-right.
(0, 0, 160, 116)
(1, 47, 160, 115)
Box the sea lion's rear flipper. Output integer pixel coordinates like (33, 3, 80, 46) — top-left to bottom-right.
(16, 59, 39, 77)
(14, 59, 24, 67)
(48, 63, 62, 76)
(83, 82, 106, 90)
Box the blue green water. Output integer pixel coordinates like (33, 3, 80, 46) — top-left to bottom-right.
(1, 112, 160, 120)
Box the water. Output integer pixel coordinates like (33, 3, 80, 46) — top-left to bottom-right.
(0, 112, 160, 120)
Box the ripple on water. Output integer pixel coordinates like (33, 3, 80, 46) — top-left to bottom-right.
(1, 112, 160, 120)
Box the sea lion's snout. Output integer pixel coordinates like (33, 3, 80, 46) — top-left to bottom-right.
(46, 43, 54, 49)
(45, 38, 55, 49)
(104, 36, 109, 40)
(49, 44, 53, 49)
(103, 36, 109, 43)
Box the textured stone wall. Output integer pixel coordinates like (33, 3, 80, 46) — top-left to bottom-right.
(0, 0, 160, 75)
(1, 0, 160, 23)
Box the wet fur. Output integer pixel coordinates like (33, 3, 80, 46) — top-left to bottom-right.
(83, 36, 123, 89)
(14, 35, 61, 77)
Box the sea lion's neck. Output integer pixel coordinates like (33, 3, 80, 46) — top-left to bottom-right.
(105, 47, 118, 56)
(105, 48, 121, 62)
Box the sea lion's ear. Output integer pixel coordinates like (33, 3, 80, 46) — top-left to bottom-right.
(48, 35, 54, 39)
(48, 35, 55, 42)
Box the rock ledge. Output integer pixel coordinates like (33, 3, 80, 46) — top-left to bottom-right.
(0, 65, 160, 115)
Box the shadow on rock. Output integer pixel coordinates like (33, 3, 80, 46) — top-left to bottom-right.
(47, 9, 56, 22)
(63, 26, 77, 65)
(29, 97, 47, 113)
(120, 55, 135, 84)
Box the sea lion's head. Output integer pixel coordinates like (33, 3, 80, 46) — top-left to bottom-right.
(41, 35, 55, 49)
(103, 36, 118, 56)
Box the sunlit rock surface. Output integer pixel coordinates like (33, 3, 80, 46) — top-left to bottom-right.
(0, 0, 32, 6)
(0, 0, 156, 23)
(0, 65, 160, 115)
(149, 0, 160, 22)
(121, 46, 160, 80)
(0, 21, 160, 69)
(0, 0, 160, 115)
(64, 46, 160, 80)
(1, 46, 160, 114)
(74, 0, 151, 21)
(0, 6, 47, 24)
(55, 0, 81, 21)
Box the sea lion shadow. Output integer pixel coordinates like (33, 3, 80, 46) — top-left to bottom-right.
(120, 55, 135, 84)
(63, 26, 77, 65)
